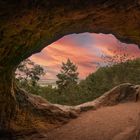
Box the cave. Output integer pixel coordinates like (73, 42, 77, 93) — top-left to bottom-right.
(25, 32, 140, 106)
(0, 0, 140, 139)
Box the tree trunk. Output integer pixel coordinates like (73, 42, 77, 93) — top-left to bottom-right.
(0, 69, 16, 134)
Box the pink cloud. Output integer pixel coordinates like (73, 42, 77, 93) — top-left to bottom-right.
(30, 33, 140, 80)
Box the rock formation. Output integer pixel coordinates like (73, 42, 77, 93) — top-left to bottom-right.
(75, 83, 139, 111)
(12, 83, 140, 139)
(0, 0, 140, 138)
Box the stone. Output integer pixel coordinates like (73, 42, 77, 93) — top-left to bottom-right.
(76, 83, 140, 111)
(0, 1, 140, 137)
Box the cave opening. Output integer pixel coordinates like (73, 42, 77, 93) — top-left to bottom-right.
(1, 1, 140, 138)
(15, 32, 140, 106)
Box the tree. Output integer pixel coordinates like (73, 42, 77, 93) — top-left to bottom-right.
(100, 47, 134, 67)
(16, 59, 45, 86)
(56, 59, 79, 90)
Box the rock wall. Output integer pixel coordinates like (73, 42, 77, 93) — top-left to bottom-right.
(0, 0, 140, 136)
(0, 0, 140, 68)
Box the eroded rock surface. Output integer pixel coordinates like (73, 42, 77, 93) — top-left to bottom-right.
(0, 0, 140, 138)
(76, 83, 140, 111)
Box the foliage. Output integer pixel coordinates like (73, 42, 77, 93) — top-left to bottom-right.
(77, 58, 140, 101)
(16, 59, 45, 88)
(42, 58, 140, 105)
(16, 58, 140, 106)
(56, 59, 79, 91)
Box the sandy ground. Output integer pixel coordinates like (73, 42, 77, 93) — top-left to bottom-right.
(43, 102, 140, 140)
(17, 102, 140, 140)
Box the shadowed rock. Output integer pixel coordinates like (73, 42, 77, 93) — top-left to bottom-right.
(0, 0, 140, 138)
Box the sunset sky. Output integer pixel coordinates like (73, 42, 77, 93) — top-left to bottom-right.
(30, 33, 140, 81)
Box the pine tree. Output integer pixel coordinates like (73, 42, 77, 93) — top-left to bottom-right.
(56, 59, 79, 90)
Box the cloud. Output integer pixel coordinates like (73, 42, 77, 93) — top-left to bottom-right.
(30, 33, 140, 80)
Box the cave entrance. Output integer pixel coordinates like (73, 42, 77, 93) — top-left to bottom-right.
(2, 1, 140, 137)
(16, 33, 140, 106)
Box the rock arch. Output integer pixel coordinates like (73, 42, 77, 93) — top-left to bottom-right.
(0, 0, 140, 134)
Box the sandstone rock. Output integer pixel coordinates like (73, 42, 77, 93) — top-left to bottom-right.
(96, 83, 138, 106)
(4, 83, 139, 139)
(14, 83, 140, 131)
(112, 113, 140, 140)
(75, 83, 140, 112)
(15, 88, 79, 124)
(1, 0, 140, 133)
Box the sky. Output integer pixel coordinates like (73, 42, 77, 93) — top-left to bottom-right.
(30, 33, 140, 81)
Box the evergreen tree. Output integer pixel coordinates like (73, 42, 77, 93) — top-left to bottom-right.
(56, 59, 79, 90)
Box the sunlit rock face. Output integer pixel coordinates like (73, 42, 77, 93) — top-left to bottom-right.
(0, 0, 140, 137)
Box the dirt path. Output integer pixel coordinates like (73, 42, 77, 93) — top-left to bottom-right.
(43, 102, 140, 140)
(15, 102, 140, 140)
